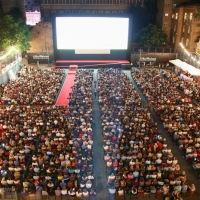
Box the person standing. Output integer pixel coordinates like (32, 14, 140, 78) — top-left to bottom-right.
(94, 80, 97, 88)
(94, 88, 97, 97)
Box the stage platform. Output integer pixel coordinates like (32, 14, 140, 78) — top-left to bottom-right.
(55, 60, 130, 69)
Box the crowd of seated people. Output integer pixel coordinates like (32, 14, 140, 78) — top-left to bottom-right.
(98, 68, 193, 199)
(167, 69, 200, 103)
(0, 105, 49, 190)
(21, 69, 95, 198)
(132, 68, 191, 106)
(0, 67, 65, 105)
(131, 67, 199, 193)
(131, 68, 200, 165)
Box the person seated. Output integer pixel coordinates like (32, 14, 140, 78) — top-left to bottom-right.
(117, 187, 124, 196)
(82, 189, 89, 197)
(90, 188, 97, 197)
(108, 186, 116, 195)
(55, 187, 61, 196)
(61, 187, 68, 196)
(68, 188, 76, 197)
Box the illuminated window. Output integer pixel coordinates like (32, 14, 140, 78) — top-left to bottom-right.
(186, 39, 189, 47)
(181, 37, 183, 43)
(165, 13, 169, 17)
(190, 13, 193, 21)
(175, 13, 178, 19)
(188, 26, 191, 33)
(174, 24, 176, 32)
(172, 14, 174, 18)
(184, 13, 187, 21)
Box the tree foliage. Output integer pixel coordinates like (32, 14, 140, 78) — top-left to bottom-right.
(0, 15, 30, 51)
(133, 24, 167, 47)
(7, 7, 25, 21)
(194, 6, 200, 20)
(129, 0, 157, 36)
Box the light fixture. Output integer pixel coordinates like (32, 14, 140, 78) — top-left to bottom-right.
(0, 46, 16, 61)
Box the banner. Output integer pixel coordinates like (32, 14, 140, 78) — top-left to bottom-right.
(27, 53, 54, 64)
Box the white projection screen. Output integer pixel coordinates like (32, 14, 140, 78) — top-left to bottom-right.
(55, 17, 129, 54)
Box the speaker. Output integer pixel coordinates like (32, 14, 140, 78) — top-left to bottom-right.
(121, 64, 132, 70)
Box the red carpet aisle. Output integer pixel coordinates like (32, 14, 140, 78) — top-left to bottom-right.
(55, 65, 78, 106)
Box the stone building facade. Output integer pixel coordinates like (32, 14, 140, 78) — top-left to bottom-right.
(171, 0, 200, 52)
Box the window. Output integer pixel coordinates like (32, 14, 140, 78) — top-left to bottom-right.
(181, 37, 184, 43)
(165, 3, 170, 6)
(175, 13, 178, 19)
(164, 23, 168, 26)
(51, 0, 54, 3)
(174, 24, 176, 32)
(44, 10, 49, 17)
(172, 36, 175, 43)
(182, 25, 185, 32)
(190, 13, 193, 21)
(165, 13, 169, 17)
(184, 13, 187, 21)
(172, 14, 174, 18)
(186, 39, 189, 47)
(59, 0, 62, 3)
(51, 10, 56, 14)
(188, 26, 191, 33)
(44, 0, 48, 3)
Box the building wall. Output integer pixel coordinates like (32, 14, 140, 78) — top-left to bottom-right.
(171, 5, 200, 52)
(156, 0, 189, 44)
(1, 0, 25, 15)
(39, 0, 145, 20)
(29, 20, 53, 53)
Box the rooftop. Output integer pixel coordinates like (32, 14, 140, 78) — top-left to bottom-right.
(177, 0, 200, 7)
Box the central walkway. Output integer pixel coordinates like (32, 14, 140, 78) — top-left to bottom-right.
(92, 69, 110, 200)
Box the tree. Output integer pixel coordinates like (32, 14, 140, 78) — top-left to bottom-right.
(0, 15, 30, 51)
(133, 24, 167, 47)
(7, 7, 25, 21)
(129, 0, 157, 36)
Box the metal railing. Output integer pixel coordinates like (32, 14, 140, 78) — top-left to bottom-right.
(0, 188, 17, 200)
(132, 47, 175, 53)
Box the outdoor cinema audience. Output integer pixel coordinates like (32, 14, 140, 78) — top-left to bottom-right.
(98, 68, 191, 199)
(0, 68, 65, 105)
(21, 69, 95, 198)
(131, 67, 200, 167)
(0, 105, 49, 190)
